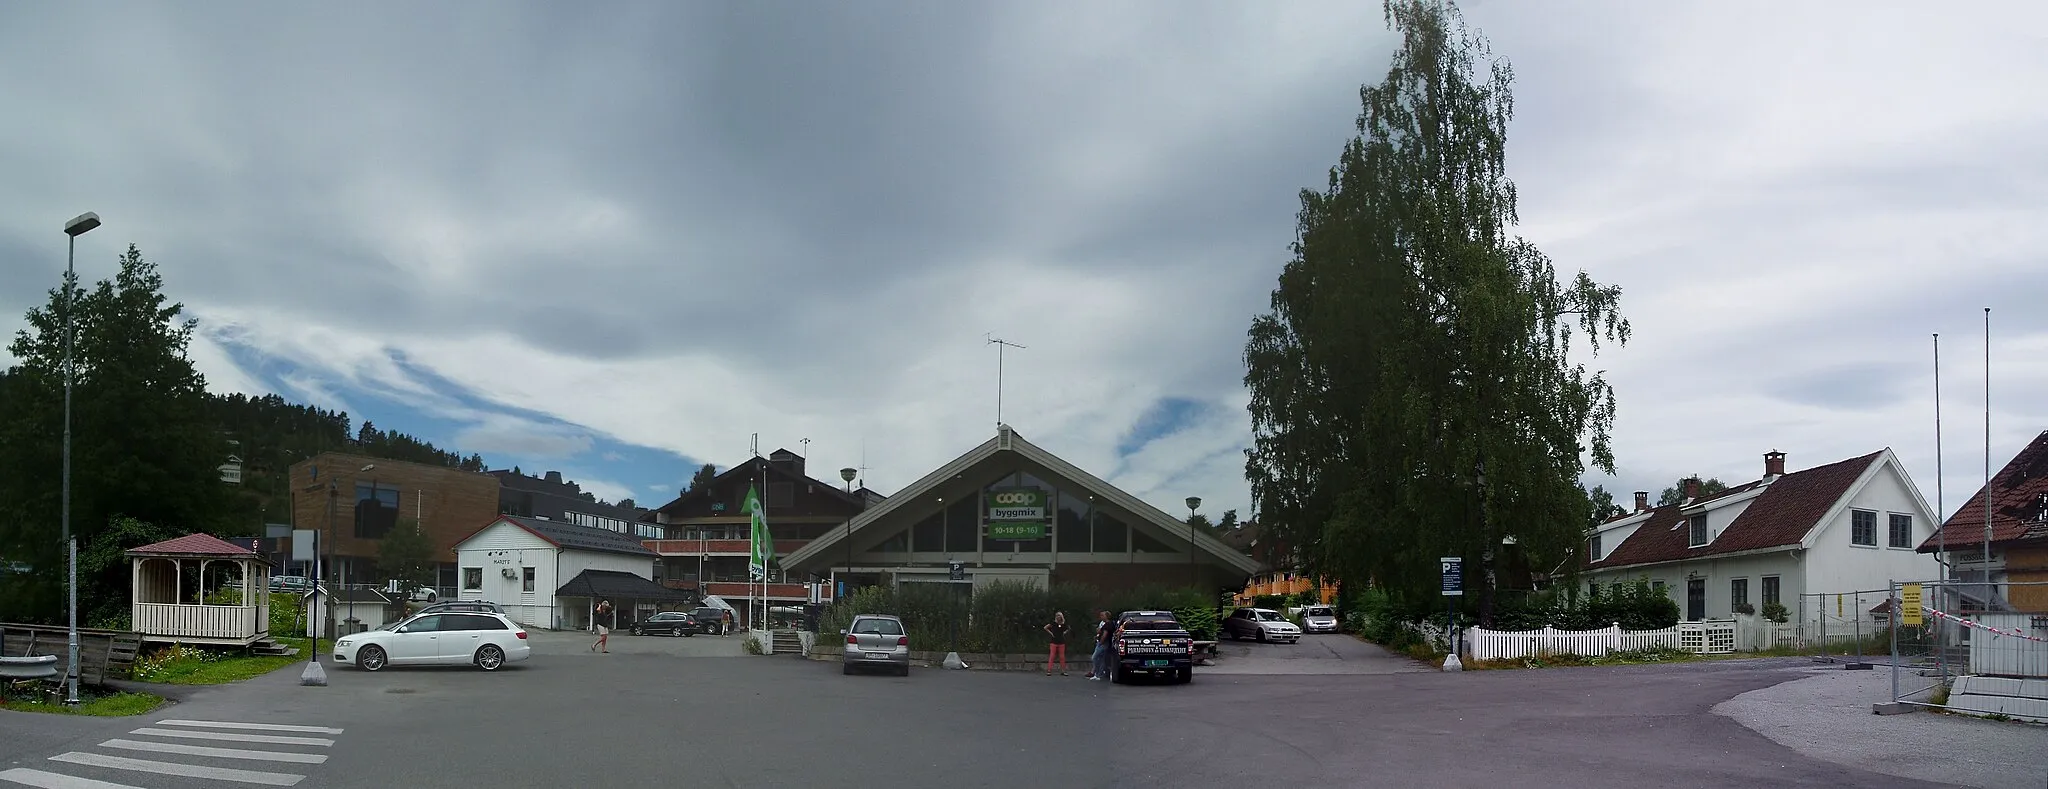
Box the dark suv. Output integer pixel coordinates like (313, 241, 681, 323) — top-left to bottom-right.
(1111, 610, 1195, 684)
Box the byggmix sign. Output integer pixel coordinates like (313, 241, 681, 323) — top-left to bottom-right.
(986, 488, 1048, 540)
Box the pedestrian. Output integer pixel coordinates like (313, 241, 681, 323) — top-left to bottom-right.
(591, 599, 613, 653)
(1088, 610, 1113, 681)
(1044, 611, 1071, 676)
(721, 608, 733, 637)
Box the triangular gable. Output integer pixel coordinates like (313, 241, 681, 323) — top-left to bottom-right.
(646, 454, 864, 519)
(781, 426, 1260, 574)
(1798, 449, 1931, 550)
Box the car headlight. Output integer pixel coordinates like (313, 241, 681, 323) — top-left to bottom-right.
(335, 639, 351, 648)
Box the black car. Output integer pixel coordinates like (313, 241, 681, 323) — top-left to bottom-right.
(1111, 610, 1195, 684)
(630, 611, 698, 637)
(689, 607, 731, 635)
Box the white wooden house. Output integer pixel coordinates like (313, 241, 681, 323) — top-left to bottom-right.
(451, 515, 665, 630)
(1585, 449, 1941, 642)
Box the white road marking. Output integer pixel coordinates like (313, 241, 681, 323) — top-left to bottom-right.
(0, 768, 145, 789)
(47, 752, 303, 786)
(153, 719, 343, 735)
(99, 738, 329, 764)
(125, 728, 333, 747)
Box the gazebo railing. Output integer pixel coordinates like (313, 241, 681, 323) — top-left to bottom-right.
(132, 603, 260, 640)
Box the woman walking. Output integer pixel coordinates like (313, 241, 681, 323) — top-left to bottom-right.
(1044, 611, 1071, 676)
(1088, 610, 1113, 681)
(591, 599, 613, 653)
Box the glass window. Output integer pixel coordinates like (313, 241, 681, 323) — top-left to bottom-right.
(1888, 514, 1912, 548)
(462, 568, 482, 590)
(1057, 494, 1091, 552)
(1851, 510, 1876, 546)
(1688, 516, 1707, 547)
(912, 510, 944, 553)
(1094, 511, 1127, 553)
(354, 483, 400, 539)
(875, 528, 909, 553)
(521, 567, 535, 592)
(1588, 531, 1602, 560)
(1730, 578, 1749, 608)
(402, 615, 443, 633)
(851, 617, 903, 635)
(1132, 528, 1174, 553)
(1761, 576, 1781, 606)
(946, 497, 979, 554)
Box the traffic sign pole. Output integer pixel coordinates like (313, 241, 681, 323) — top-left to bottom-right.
(1441, 556, 1464, 671)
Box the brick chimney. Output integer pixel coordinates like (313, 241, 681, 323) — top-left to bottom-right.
(1764, 450, 1786, 478)
(1683, 476, 1701, 501)
(544, 470, 563, 484)
(1633, 491, 1650, 512)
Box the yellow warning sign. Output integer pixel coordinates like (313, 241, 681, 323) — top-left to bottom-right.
(1901, 584, 1923, 627)
(1836, 593, 1843, 617)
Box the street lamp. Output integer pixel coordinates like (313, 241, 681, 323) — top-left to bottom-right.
(839, 467, 857, 601)
(60, 211, 100, 705)
(1185, 496, 1202, 589)
(352, 464, 374, 634)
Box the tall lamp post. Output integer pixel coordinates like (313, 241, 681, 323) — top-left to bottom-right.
(352, 464, 375, 634)
(60, 211, 100, 705)
(840, 467, 857, 600)
(1184, 497, 1202, 589)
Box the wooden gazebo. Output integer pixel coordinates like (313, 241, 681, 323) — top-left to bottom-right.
(127, 533, 270, 646)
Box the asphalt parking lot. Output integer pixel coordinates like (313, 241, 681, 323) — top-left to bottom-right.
(1204, 632, 1428, 675)
(4, 633, 1993, 789)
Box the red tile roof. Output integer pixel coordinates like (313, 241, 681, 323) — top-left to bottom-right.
(1920, 429, 2048, 552)
(125, 533, 257, 557)
(1588, 450, 1885, 570)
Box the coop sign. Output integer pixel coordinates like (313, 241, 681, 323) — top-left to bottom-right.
(986, 488, 1049, 541)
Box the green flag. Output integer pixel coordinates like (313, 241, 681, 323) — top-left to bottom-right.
(745, 483, 771, 581)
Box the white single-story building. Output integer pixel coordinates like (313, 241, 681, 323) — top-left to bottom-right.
(452, 515, 677, 630)
(302, 587, 397, 638)
(1586, 449, 1941, 638)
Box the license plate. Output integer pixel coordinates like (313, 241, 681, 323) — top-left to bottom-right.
(866, 652, 890, 660)
(1143, 659, 1169, 667)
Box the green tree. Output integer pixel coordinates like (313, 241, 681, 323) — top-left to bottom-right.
(1585, 485, 1627, 529)
(0, 244, 236, 624)
(1242, 0, 1628, 625)
(1655, 477, 1728, 507)
(687, 463, 718, 492)
(1216, 509, 1240, 531)
(377, 518, 438, 593)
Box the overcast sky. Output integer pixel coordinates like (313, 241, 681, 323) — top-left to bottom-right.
(3, 1, 2044, 524)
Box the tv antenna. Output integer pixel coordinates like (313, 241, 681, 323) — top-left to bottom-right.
(986, 334, 1025, 428)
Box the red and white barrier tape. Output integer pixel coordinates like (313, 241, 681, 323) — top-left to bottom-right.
(1917, 605, 2048, 644)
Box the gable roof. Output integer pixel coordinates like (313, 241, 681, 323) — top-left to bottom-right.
(1920, 429, 2048, 552)
(1588, 450, 1886, 571)
(781, 425, 1261, 575)
(555, 569, 692, 601)
(643, 453, 868, 520)
(126, 533, 258, 558)
(458, 515, 658, 557)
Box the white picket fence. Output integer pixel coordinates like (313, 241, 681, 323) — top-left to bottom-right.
(1468, 621, 1737, 660)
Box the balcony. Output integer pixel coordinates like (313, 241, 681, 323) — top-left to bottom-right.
(644, 539, 813, 556)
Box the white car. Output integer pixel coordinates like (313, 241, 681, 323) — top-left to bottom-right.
(1222, 607, 1302, 643)
(1299, 605, 1341, 634)
(334, 611, 530, 672)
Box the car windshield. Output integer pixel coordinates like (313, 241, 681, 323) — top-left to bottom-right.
(1305, 608, 1334, 617)
(852, 618, 903, 635)
(1252, 610, 1283, 621)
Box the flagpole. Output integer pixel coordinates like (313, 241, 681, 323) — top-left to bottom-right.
(1982, 308, 1993, 604)
(1934, 333, 1945, 580)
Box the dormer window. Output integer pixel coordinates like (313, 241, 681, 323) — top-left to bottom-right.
(1588, 531, 1603, 561)
(1688, 515, 1708, 547)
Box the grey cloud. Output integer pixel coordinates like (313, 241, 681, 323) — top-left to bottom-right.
(1764, 362, 1915, 411)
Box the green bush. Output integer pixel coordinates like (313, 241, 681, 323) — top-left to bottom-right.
(1760, 601, 1789, 623)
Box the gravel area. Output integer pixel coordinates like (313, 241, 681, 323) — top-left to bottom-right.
(1714, 665, 2048, 789)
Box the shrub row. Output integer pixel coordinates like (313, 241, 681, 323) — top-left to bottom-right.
(821, 581, 1223, 654)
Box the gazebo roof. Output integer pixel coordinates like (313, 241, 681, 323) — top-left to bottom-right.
(126, 533, 257, 558)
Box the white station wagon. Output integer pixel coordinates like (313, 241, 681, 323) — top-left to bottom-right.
(334, 611, 531, 671)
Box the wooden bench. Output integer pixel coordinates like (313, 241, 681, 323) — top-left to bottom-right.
(0, 624, 143, 686)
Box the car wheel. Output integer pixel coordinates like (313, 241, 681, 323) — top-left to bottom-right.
(631, 627, 642, 637)
(897, 664, 910, 677)
(843, 663, 855, 675)
(1256, 630, 1267, 643)
(1111, 666, 1125, 684)
(1177, 668, 1193, 684)
(358, 645, 387, 672)
(476, 644, 506, 671)
(671, 627, 684, 637)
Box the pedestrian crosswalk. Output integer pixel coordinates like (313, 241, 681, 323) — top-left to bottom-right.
(0, 718, 342, 788)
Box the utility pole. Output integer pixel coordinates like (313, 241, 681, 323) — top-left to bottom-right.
(986, 335, 1025, 428)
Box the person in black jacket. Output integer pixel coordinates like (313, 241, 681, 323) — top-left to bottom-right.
(1088, 610, 1113, 680)
(1043, 611, 1071, 676)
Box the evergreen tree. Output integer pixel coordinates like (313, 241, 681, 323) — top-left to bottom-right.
(1243, 1, 1629, 622)
(0, 245, 235, 624)
(376, 518, 438, 593)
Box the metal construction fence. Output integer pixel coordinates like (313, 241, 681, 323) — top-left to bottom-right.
(1881, 579, 2048, 721)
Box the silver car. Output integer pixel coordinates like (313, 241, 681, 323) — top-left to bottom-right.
(1300, 605, 1340, 634)
(1222, 607, 1302, 643)
(842, 614, 910, 676)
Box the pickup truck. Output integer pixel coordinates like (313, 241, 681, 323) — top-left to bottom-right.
(1110, 610, 1195, 684)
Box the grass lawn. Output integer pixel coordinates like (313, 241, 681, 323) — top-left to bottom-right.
(0, 688, 165, 716)
(133, 637, 314, 685)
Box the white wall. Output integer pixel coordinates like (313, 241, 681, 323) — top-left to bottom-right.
(454, 520, 557, 629)
(1590, 552, 1804, 622)
(1804, 458, 1942, 597)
